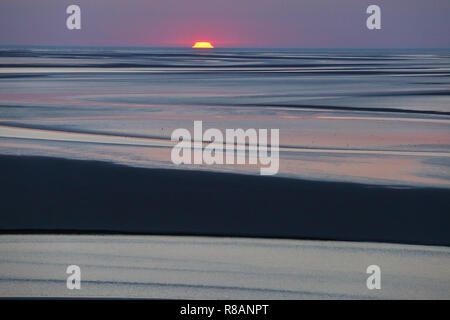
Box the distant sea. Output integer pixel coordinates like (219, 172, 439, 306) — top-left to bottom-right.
(0, 47, 449, 187)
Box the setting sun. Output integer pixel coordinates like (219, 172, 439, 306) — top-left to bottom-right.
(192, 41, 214, 49)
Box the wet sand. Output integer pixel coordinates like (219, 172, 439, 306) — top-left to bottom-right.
(1, 155, 449, 246)
(0, 235, 448, 299)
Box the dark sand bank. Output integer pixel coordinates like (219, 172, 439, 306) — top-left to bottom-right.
(0, 155, 449, 246)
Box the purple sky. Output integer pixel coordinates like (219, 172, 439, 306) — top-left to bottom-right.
(1, 0, 449, 48)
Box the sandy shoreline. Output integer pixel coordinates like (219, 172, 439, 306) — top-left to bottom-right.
(0, 234, 449, 299)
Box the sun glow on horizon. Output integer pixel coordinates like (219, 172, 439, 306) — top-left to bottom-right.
(192, 41, 214, 49)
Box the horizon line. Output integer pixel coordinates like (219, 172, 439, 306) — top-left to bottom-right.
(1, 44, 450, 50)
